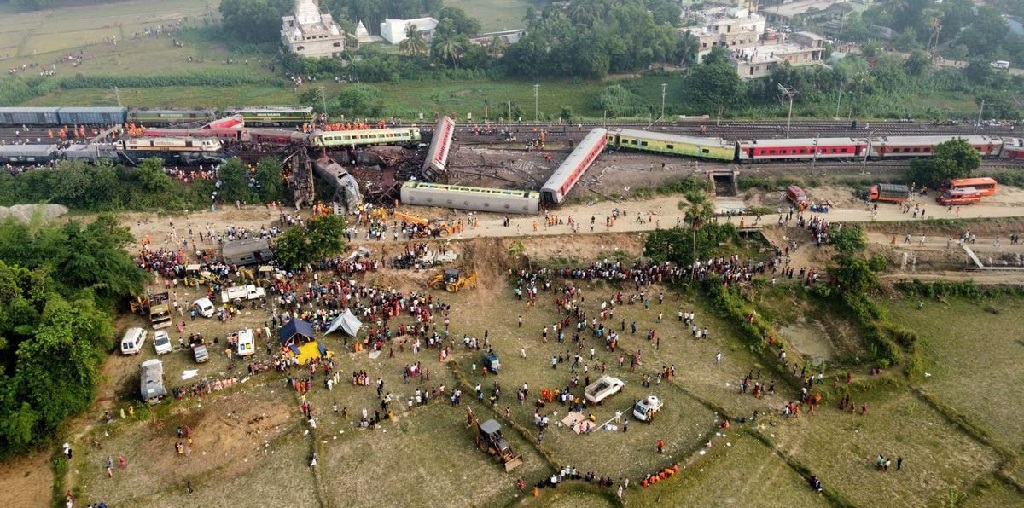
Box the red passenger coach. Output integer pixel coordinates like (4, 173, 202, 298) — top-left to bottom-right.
(869, 135, 1004, 159)
(738, 138, 866, 162)
(541, 128, 608, 205)
(142, 127, 243, 142)
(422, 116, 455, 181)
(1001, 138, 1024, 159)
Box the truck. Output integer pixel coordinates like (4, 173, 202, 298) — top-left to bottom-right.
(150, 302, 172, 329)
(937, 187, 983, 206)
(867, 183, 911, 204)
(220, 284, 266, 305)
(140, 359, 167, 402)
(584, 375, 625, 404)
(786, 185, 808, 209)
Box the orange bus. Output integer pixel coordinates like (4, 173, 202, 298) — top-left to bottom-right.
(945, 177, 997, 197)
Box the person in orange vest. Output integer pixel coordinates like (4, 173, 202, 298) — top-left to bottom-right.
(657, 439, 664, 453)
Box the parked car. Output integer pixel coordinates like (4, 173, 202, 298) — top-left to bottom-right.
(234, 329, 255, 356)
(193, 344, 209, 363)
(633, 395, 664, 422)
(193, 297, 215, 318)
(584, 375, 624, 403)
(152, 330, 172, 355)
(120, 327, 147, 355)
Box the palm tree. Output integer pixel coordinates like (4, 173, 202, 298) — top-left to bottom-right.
(399, 25, 429, 57)
(435, 36, 464, 68)
(486, 35, 506, 59)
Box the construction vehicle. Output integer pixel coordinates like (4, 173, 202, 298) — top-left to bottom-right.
(467, 408, 522, 471)
(866, 184, 911, 203)
(429, 268, 477, 292)
(393, 210, 456, 238)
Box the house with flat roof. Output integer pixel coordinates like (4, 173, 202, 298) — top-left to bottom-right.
(380, 18, 438, 44)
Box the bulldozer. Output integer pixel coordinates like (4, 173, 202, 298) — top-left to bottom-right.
(429, 268, 477, 292)
(467, 408, 522, 472)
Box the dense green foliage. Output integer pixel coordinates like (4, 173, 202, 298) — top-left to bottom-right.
(644, 221, 737, 267)
(0, 156, 286, 212)
(0, 215, 147, 453)
(273, 215, 348, 268)
(908, 138, 983, 188)
(503, 0, 684, 79)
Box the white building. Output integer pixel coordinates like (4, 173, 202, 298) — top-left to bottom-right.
(281, 0, 346, 58)
(380, 18, 439, 44)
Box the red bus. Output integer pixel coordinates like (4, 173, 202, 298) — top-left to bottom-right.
(945, 177, 997, 197)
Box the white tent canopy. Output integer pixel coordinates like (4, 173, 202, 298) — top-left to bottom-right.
(326, 309, 362, 336)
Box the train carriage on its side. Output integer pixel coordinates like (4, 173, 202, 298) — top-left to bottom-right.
(1001, 138, 1024, 159)
(737, 137, 868, 162)
(142, 127, 245, 142)
(310, 127, 422, 149)
(247, 128, 309, 146)
(400, 181, 540, 215)
(541, 128, 607, 206)
(609, 129, 735, 161)
(224, 106, 314, 126)
(0, 107, 61, 126)
(868, 135, 1004, 159)
(422, 116, 455, 181)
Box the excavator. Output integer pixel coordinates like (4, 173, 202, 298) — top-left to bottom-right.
(466, 408, 523, 472)
(393, 211, 457, 238)
(429, 268, 477, 292)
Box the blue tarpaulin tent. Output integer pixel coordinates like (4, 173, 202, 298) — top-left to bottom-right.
(279, 319, 314, 346)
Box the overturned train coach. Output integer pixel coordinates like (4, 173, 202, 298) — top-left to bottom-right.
(400, 181, 540, 215)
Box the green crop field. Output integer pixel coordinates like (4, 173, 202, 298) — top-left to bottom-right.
(443, 0, 532, 32)
(0, 0, 218, 62)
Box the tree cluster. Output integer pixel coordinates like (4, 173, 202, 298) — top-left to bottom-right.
(0, 157, 288, 212)
(273, 215, 349, 269)
(503, 0, 684, 79)
(0, 216, 148, 452)
(907, 138, 982, 188)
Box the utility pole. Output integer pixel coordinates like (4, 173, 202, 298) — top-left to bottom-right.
(114, 86, 122, 108)
(778, 83, 797, 137)
(976, 99, 985, 132)
(834, 86, 844, 120)
(319, 85, 327, 121)
(508, 100, 512, 123)
(660, 83, 667, 121)
(534, 84, 539, 123)
(811, 135, 819, 171)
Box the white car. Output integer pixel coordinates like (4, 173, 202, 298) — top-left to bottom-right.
(193, 297, 215, 318)
(633, 395, 664, 422)
(584, 376, 625, 403)
(152, 330, 172, 355)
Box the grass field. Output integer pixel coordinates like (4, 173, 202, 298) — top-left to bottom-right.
(24, 79, 626, 121)
(887, 297, 1024, 453)
(19, 225, 1024, 507)
(0, 0, 218, 61)
(443, 0, 534, 32)
(628, 433, 829, 508)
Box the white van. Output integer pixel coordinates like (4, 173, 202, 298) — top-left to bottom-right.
(992, 60, 1010, 70)
(120, 327, 147, 355)
(193, 297, 215, 318)
(235, 329, 255, 356)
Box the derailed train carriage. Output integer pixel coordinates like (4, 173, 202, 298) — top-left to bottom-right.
(400, 181, 540, 215)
